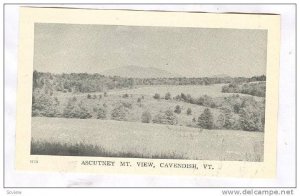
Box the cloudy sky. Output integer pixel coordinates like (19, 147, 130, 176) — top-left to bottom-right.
(34, 23, 267, 77)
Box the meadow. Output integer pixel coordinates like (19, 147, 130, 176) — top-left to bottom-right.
(31, 72, 266, 161)
(56, 84, 263, 101)
(31, 117, 264, 161)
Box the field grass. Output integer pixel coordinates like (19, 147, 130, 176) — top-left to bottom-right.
(31, 117, 264, 161)
(54, 84, 264, 105)
(51, 84, 258, 127)
(54, 84, 225, 98)
(109, 84, 225, 97)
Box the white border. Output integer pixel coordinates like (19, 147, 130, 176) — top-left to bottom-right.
(3, 4, 296, 188)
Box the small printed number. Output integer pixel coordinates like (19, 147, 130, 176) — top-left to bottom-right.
(30, 160, 38, 164)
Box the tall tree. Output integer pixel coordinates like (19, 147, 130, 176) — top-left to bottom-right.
(198, 108, 214, 129)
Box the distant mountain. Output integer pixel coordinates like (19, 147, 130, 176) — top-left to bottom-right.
(102, 66, 181, 78)
(211, 74, 231, 78)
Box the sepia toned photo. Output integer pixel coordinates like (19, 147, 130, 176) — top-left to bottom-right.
(31, 24, 266, 162)
(15, 8, 280, 178)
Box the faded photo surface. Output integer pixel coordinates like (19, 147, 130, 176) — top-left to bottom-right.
(31, 23, 267, 162)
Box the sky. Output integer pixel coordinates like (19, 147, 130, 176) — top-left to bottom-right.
(34, 23, 267, 77)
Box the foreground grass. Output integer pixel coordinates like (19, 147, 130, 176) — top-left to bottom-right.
(31, 117, 264, 161)
(31, 139, 185, 159)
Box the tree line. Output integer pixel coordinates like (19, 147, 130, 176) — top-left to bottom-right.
(222, 81, 266, 97)
(33, 70, 266, 94)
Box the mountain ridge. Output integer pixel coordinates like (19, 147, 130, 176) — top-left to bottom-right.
(102, 65, 181, 78)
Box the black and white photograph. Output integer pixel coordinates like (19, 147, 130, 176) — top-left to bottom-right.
(30, 23, 267, 162)
(4, 2, 297, 191)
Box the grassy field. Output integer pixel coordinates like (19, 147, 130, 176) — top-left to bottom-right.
(54, 84, 264, 103)
(51, 83, 262, 126)
(31, 117, 264, 161)
(109, 84, 225, 97)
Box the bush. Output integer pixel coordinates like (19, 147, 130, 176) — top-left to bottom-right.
(87, 94, 91, 99)
(63, 100, 92, 119)
(137, 98, 142, 103)
(239, 106, 263, 131)
(93, 95, 97, 99)
(153, 110, 178, 125)
(104, 92, 108, 97)
(223, 108, 235, 129)
(174, 105, 181, 114)
(32, 94, 60, 117)
(97, 107, 107, 119)
(111, 105, 127, 121)
(122, 101, 132, 109)
(173, 95, 181, 101)
(165, 92, 171, 100)
(122, 93, 129, 98)
(99, 95, 102, 99)
(180, 93, 187, 101)
(187, 108, 192, 115)
(198, 108, 214, 129)
(233, 103, 241, 113)
(215, 114, 225, 129)
(141, 111, 152, 123)
(153, 93, 160, 99)
(195, 96, 204, 105)
(222, 82, 266, 97)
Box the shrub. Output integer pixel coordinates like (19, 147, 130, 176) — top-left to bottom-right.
(122, 101, 132, 109)
(223, 108, 235, 129)
(63, 100, 92, 119)
(104, 92, 108, 97)
(180, 93, 187, 101)
(97, 107, 107, 119)
(215, 114, 225, 129)
(239, 106, 263, 131)
(185, 94, 193, 103)
(32, 94, 60, 117)
(122, 93, 129, 98)
(111, 105, 127, 121)
(137, 98, 142, 103)
(165, 92, 171, 100)
(198, 108, 214, 129)
(87, 94, 91, 99)
(153, 109, 178, 125)
(93, 95, 97, 99)
(187, 108, 192, 115)
(173, 94, 181, 101)
(233, 103, 242, 114)
(153, 93, 160, 99)
(222, 82, 266, 97)
(141, 111, 152, 123)
(99, 95, 102, 99)
(174, 105, 181, 114)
